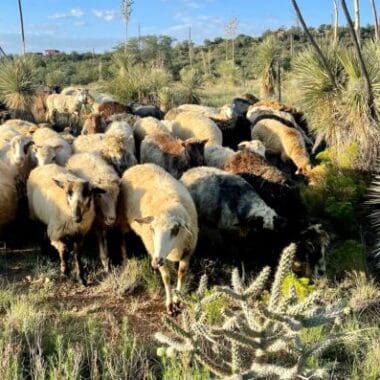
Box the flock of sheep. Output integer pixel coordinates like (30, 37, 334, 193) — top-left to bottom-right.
(0, 87, 326, 314)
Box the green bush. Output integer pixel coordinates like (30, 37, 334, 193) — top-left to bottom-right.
(327, 240, 367, 278)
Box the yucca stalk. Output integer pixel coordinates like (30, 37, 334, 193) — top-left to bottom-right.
(121, 0, 134, 56)
(0, 57, 35, 118)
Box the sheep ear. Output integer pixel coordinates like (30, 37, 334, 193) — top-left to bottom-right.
(135, 216, 154, 224)
(53, 178, 65, 189)
(176, 217, 192, 235)
(23, 141, 34, 154)
(53, 145, 63, 152)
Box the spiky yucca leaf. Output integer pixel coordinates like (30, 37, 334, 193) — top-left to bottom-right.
(0, 57, 36, 111)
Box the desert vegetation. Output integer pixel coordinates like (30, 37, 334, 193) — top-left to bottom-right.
(1, 0, 380, 379)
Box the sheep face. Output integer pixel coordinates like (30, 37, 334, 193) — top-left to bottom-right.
(52, 179, 102, 223)
(10, 136, 33, 167)
(182, 138, 207, 167)
(32, 145, 62, 166)
(135, 214, 190, 269)
(94, 181, 120, 226)
(238, 140, 266, 157)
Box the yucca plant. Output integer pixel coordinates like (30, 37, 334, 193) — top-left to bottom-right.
(179, 67, 202, 104)
(291, 41, 380, 171)
(0, 57, 36, 120)
(253, 35, 281, 99)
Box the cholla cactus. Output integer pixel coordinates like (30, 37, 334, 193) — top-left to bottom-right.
(156, 243, 347, 379)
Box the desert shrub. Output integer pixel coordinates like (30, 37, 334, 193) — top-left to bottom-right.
(156, 244, 348, 379)
(178, 67, 202, 104)
(216, 60, 242, 87)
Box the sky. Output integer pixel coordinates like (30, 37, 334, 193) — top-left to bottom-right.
(0, 0, 377, 54)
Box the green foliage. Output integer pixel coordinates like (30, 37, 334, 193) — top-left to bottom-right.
(301, 148, 367, 234)
(327, 240, 367, 278)
(156, 244, 347, 379)
(178, 67, 202, 104)
(281, 274, 316, 301)
(215, 60, 242, 87)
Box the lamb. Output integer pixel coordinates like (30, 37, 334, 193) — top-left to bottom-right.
(204, 144, 235, 168)
(81, 113, 105, 135)
(66, 153, 120, 271)
(45, 90, 88, 122)
(251, 119, 312, 176)
(170, 111, 223, 146)
(177, 104, 235, 120)
(0, 126, 20, 147)
(119, 163, 198, 314)
(73, 133, 137, 175)
(164, 108, 183, 121)
(32, 127, 72, 166)
(140, 132, 207, 179)
(133, 116, 170, 153)
(237, 139, 266, 157)
(0, 160, 18, 231)
(180, 166, 278, 233)
(27, 163, 102, 284)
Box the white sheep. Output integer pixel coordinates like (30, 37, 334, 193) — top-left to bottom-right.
(204, 144, 235, 168)
(119, 163, 198, 314)
(45, 90, 88, 121)
(73, 133, 137, 175)
(237, 140, 266, 157)
(106, 120, 136, 155)
(0, 134, 34, 180)
(171, 111, 223, 146)
(27, 163, 102, 284)
(133, 116, 170, 148)
(177, 104, 235, 120)
(2, 119, 39, 137)
(0, 160, 17, 231)
(32, 127, 72, 166)
(0, 126, 20, 147)
(180, 166, 278, 232)
(66, 153, 120, 271)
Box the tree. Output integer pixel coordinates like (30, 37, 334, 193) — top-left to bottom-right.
(17, 0, 26, 55)
(121, 0, 134, 56)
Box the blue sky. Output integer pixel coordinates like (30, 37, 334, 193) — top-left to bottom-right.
(0, 0, 377, 54)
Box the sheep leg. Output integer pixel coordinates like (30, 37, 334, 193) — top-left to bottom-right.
(97, 229, 110, 272)
(173, 256, 190, 308)
(51, 240, 69, 277)
(158, 264, 176, 315)
(73, 242, 87, 286)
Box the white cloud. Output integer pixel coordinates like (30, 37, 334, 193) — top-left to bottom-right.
(49, 8, 84, 19)
(93, 9, 120, 22)
(70, 8, 84, 17)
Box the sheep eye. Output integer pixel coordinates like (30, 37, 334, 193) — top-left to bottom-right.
(67, 190, 73, 197)
(171, 225, 180, 237)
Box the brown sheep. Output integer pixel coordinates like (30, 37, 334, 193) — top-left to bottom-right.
(81, 113, 105, 135)
(99, 102, 132, 120)
(140, 132, 207, 179)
